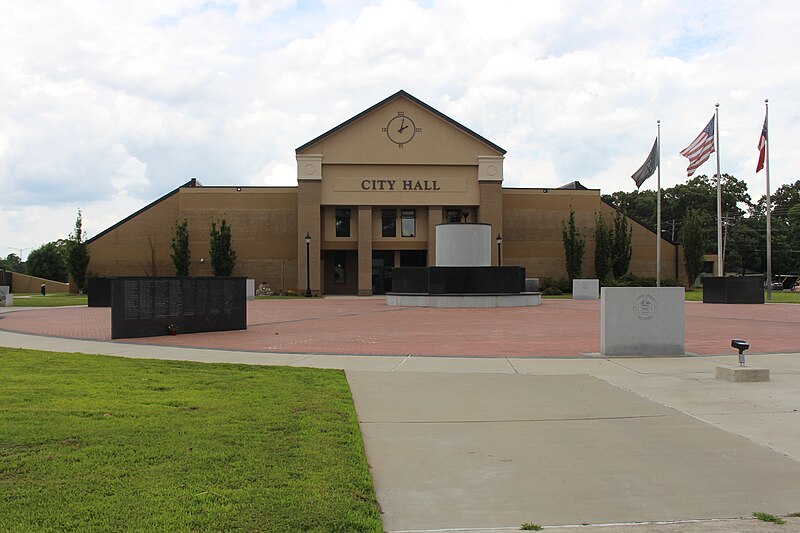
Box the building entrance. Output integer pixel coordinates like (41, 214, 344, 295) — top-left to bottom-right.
(372, 251, 394, 295)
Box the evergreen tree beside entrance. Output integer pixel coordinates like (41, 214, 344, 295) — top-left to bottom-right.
(209, 219, 237, 276)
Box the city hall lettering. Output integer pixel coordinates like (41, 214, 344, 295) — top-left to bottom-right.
(360, 179, 441, 191)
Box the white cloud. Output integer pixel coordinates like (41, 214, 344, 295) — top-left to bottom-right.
(1, 0, 799, 255)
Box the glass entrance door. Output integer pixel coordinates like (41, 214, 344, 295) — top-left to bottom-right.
(371, 251, 395, 295)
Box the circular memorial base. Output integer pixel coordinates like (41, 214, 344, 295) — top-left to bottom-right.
(386, 292, 541, 308)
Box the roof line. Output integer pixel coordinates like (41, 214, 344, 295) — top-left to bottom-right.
(295, 89, 506, 155)
(86, 178, 199, 245)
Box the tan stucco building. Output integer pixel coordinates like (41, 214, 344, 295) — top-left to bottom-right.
(87, 90, 683, 294)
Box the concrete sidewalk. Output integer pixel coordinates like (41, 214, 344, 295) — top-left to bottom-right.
(1, 330, 799, 532)
(350, 371, 800, 531)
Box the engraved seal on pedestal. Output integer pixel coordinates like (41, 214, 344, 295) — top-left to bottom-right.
(633, 294, 657, 320)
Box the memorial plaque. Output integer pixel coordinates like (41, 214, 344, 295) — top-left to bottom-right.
(169, 280, 182, 316)
(111, 277, 247, 339)
(88, 278, 113, 307)
(183, 279, 196, 316)
(223, 279, 235, 315)
(702, 276, 763, 304)
(139, 281, 153, 319)
(391, 266, 526, 295)
(154, 280, 170, 318)
(124, 281, 139, 319)
(210, 282, 223, 315)
(197, 279, 209, 315)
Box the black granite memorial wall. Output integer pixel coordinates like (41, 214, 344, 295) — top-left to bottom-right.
(702, 276, 763, 304)
(111, 277, 247, 339)
(391, 266, 526, 294)
(0, 269, 11, 290)
(88, 277, 113, 307)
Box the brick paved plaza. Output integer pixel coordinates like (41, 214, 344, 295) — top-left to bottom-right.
(1, 298, 797, 357)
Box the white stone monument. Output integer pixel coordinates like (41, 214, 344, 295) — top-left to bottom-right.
(0, 286, 11, 307)
(573, 279, 599, 300)
(601, 287, 685, 356)
(435, 224, 491, 267)
(246, 279, 255, 301)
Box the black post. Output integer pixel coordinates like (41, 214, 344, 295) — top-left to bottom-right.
(304, 232, 312, 297)
(496, 234, 502, 267)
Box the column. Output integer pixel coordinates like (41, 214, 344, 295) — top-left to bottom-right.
(357, 205, 373, 296)
(478, 156, 504, 265)
(296, 154, 322, 294)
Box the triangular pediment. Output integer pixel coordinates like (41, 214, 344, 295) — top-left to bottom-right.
(296, 90, 505, 165)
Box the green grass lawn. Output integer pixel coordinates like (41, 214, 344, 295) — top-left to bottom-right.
(544, 289, 799, 303)
(0, 348, 382, 532)
(12, 292, 88, 307)
(684, 289, 800, 303)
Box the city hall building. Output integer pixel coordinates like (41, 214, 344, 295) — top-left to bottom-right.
(86, 90, 683, 294)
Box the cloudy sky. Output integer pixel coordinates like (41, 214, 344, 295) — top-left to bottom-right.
(2, 0, 798, 257)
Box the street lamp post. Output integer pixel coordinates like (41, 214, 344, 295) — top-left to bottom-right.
(304, 233, 312, 297)
(8, 247, 32, 261)
(496, 234, 503, 267)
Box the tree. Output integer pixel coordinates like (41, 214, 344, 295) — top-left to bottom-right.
(662, 174, 751, 228)
(681, 209, 709, 288)
(561, 209, 585, 281)
(209, 218, 236, 276)
(0, 253, 24, 273)
(170, 219, 191, 277)
(602, 189, 657, 227)
(27, 242, 68, 282)
(767, 180, 800, 223)
(611, 209, 633, 279)
(66, 210, 90, 292)
(593, 212, 612, 282)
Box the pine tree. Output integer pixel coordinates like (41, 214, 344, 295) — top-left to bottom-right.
(562, 209, 585, 281)
(66, 210, 90, 292)
(611, 209, 633, 279)
(594, 212, 613, 282)
(209, 218, 236, 276)
(170, 219, 191, 277)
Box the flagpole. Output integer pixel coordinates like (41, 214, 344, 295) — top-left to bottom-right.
(715, 103, 723, 276)
(765, 98, 772, 301)
(656, 120, 661, 287)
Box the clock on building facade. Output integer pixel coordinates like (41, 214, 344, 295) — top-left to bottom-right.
(383, 112, 422, 147)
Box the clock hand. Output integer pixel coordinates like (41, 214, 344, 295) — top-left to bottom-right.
(397, 118, 407, 133)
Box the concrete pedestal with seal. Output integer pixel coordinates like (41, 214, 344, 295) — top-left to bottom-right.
(601, 287, 685, 356)
(573, 279, 599, 300)
(0, 286, 11, 307)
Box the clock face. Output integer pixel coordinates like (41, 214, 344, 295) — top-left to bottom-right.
(384, 113, 419, 147)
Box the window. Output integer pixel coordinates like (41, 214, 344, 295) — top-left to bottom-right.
(401, 209, 416, 237)
(334, 251, 346, 284)
(446, 208, 462, 223)
(382, 209, 396, 237)
(335, 208, 351, 237)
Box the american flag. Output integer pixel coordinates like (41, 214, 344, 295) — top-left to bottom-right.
(756, 115, 767, 173)
(680, 116, 715, 176)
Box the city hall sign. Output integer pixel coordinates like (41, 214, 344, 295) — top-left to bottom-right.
(360, 179, 441, 191)
(333, 176, 468, 193)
